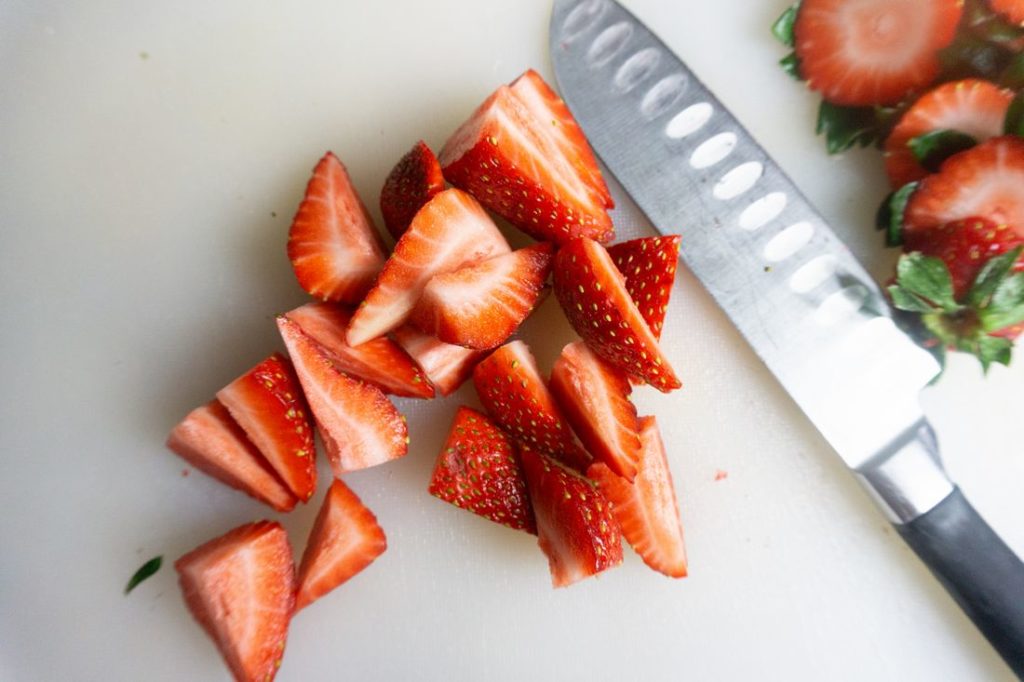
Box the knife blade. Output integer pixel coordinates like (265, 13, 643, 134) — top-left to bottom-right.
(549, 0, 1024, 674)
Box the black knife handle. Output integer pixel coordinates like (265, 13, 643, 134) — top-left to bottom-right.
(897, 487, 1024, 677)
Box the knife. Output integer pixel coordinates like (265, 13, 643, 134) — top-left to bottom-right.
(549, 0, 1024, 674)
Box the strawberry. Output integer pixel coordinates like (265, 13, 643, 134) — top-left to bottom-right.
(890, 221, 1024, 370)
(277, 316, 408, 474)
(588, 416, 688, 579)
(410, 243, 554, 350)
(606, 235, 681, 340)
(508, 69, 613, 210)
(287, 152, 387, 303)
(473, 340, 590, 471)
(549, 342, 641, 482)
(167, 400, 297, 513)
(216, 354, 316, 502)
(884, 80, 1013, 189)
(284, 302, 433, 399)
(379, 140, 445, 241)
(428, 406, 536, 533)
(553, 237, 680, 392)
(989, 0, 1024, 25)
(175, 521, 295, 682)
(904, 136, 1024, 241)
(295, 479, 387, 612)
(439, 85, 614, 245)
(346, 188, 510, 346)
(520, 446, 623, 588)
(391, 325, 486, 396)
(793, 0, 963, 106)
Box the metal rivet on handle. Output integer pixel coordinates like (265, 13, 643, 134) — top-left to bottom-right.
(713, 161, 763, 200)
(614, 48, 661, 91)
(587, 22, 633, 67)
(665, 103, 713, 138)
(641, 74, 687, 119)
(738, 192, 787, 230)
(764, 221, 813, 262)
(690, 132, 737, 169)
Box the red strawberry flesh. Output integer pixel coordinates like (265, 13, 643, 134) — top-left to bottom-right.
(391, 325, 486, 397)
(606, 235, 681, 340)
(379, 140, 446, 241)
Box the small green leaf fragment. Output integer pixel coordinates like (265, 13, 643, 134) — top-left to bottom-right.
(896, 252, 960, 312)
(779, 52, 801, 80)
(125, 555, 163, 595)
(1005, 91, 1024, 136)
(999, 53, 1024, 90)
(771, 3, 800, 47)
(980, 271, 1024, 332)
(968, 246, 1023, 308)
(884, 182, 918, 247)
(888, 284, 938, 313)
(907, 129, 977, 173)
(974, 335, 1013, 373)
(816, 101, 886, 155)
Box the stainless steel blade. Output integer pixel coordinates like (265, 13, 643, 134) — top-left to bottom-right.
(550, 0, 946, 490)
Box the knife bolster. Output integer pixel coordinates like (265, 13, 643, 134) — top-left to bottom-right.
(855, 420, 954, 524)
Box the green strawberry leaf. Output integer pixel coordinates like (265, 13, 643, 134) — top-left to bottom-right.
(879, 182, 918, 247)
(980, 271, 1024, 332)
(779, 52, 801, 80)
(973, 335, 1013, 373)
(896, 252, 961, 312)
(1005, 91, 1024, 136)
(771, 3, 800, 48)
(999, 53, 1024, 90)
(967, 245, 1023, 307)
(888, 284, 938, 313)
(816, 101, 886, 155)
(907, 130, 977, 173)
(125, 555, 163, 595)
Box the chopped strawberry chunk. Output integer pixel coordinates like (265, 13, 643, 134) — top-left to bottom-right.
(473, 340, 590, 471)
(167, 400, 297, 512)
(606, 235, 681, 340)
(428, 406, 536, 533)
(391, 325, 486, 396)
(520, 446, 623, 587)
(216, 353, 316, 502)
(278, 316, 408, 475)
(989, 0, 1024, 24)
(380, 140, 446, 241)
(411, 243, 554, 350)
(287, 152, 387, 302)
(346, 188, 510, 346)
(589, 417, 688, 579)
(295, 479, 387, 611)
(285, 302, 433, 398)
(175, 521, 295, 682)
(550, 341, 641, 481)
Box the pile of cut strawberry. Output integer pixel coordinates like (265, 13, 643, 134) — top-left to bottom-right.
(775, 0, 1024, 370)
(162, 70, 687, 681)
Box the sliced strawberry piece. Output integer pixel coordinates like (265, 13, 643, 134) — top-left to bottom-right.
(606, 235, 681, 340)
(391, 325, 486, 397)
(520, 446, 622, 587)
(794, 0, 962, 106)
(216, 354, 316, 502)
(277, 316, 408, 474)
(410, 243, 554, 350)
(989, 0, 1024, 24)
(553, 238, 680, 392)
(908, 217, 1024, 299)
(346, 188, 510, 346)
(588, 416, 687, 579)
(175, 521, 294, 682)
(904, 136, 1024, 241)
(508, 69, 613, 210)
(884, 80, 1013, 188)
(167, 400, 297, 512)
(472, 340, 590, 471)
(284, 302, 433, 399)
(295, 479, 387, 612)
(287, 152, 387, 303)
(439, 86, 614, 245)
(379, 140, 446, 241)
(428, 406, 536, 533)
(550, 341, 641, 482)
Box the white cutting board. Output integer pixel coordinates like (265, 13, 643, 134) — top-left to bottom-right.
(1, 1, 1021, 679)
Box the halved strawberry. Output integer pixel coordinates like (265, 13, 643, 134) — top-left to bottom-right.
(295, 479, 387, 612)
(439, 86, 614, 245)
(508, 69, 613, 210)
(884, 80, 1014, 188)
(391, 325, 486, 397)
(989, 0, 1024, 25)
(287, 152, 387, 303)
(284, 302, 433, 399)
(410, 243, 554, 350)
(793, 0, 963, 106)
(167, 400, 298, 512)
(550, 342, 641, 482)
(216, 354, 316, 502)
(277, 316, 408, 474)
(588, 417, 687, 579)
(606, 235, 681, 340)
(428, 406, 536, 533)
(473, 340, 590, 471)
(379, 140, 446, 241)
(520, 446, 622, 588)
(553, 238, 680, 392)
(346, 188, 510, 346)
(175, 521, 295, 682)
(904, 136, 1024, 241)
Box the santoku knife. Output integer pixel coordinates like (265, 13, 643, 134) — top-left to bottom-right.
(549, 0, 1024, 674)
